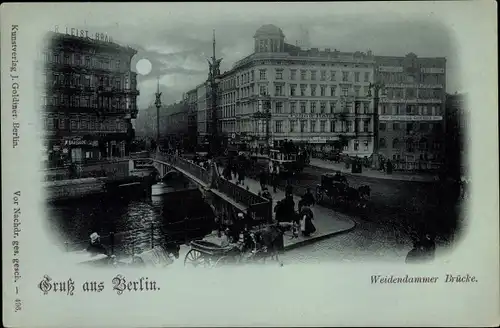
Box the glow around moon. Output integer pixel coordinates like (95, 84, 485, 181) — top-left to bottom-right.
(136, 58, 152, 76)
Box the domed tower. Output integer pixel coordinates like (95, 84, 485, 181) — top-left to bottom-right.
(254, 24, 285, 53)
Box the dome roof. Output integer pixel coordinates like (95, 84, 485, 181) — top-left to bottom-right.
(254, 24, 285, 38)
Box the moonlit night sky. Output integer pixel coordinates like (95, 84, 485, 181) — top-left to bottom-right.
(62, 3, 463, 111)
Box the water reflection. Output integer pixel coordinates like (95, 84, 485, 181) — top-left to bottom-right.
(47, 186, 215, 255)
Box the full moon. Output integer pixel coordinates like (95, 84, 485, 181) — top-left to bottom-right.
(136, 58, 152, 76)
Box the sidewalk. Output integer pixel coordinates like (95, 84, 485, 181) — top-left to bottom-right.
(208, 170, 356, 251)
(309, 158, 438, 182)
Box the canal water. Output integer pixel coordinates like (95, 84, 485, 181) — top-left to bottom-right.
(46, 185, 216, 256)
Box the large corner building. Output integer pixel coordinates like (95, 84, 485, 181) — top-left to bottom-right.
(41, 30, 139, 167)
(178, 24, 448, 170)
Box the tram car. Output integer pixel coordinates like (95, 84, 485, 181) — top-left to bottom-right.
(268, 141, 310, 175)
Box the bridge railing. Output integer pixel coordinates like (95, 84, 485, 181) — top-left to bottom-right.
(152, 152, 273, 222)
(154, 152, 211, 185)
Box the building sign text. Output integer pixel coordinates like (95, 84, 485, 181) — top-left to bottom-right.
(379, 115, 443, 121)
(290, 113, 335, 119)
(384, 83, 444, 89)
(63, 137, 98, 147)
(420, 68, 445, 74)
(378, 66, 403, 73)
(54, 26, 114, 43)
(380, 99, 442, 104)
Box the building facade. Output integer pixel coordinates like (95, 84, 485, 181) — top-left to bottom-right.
(374, 54, 446, 170)
(42, 31, 139, 167)
(186, 88, 198, 150)
(161, 100, 189, 148)
(215, 24, 376, 157)
(445, 93, 468, 177)
(195, 82, 210, 146)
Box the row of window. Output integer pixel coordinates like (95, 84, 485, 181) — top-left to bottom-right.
(248, 119, 371, 134)
(379, 138, 441, 151)
(44, 117, 127, 131)
(222, 67, 372, 91)
(380, 104, 442, 116)
(220, 121, 236, 133)
(220, 105, 236, 119)
(44, 51, 123, 72)
(219, 100, 370, 116)
(258, 84, 371, 98)
(222, 82, 371, 100)
(46, 72, 134, 90)
(259, 69, 371, 82)
(385, 88, 442, 99)
(379, 72, 444, 85)
(379, 122, 443, 133)
(219, 84, 442, 104)
(42, 94, 135, 111)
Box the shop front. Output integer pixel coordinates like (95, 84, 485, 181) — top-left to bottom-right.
(63, 136, 100, 163)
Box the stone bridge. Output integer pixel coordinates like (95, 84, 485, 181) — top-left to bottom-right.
(150, 151, 272, 226)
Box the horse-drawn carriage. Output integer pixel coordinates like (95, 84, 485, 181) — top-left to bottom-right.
(184, 224, 286, 268)
(315, 172, 370, 209)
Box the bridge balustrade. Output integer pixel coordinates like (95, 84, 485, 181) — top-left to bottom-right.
(155, 152, 211, 186)
(153, 152, 272, 222)
(215, 176, 266, 209)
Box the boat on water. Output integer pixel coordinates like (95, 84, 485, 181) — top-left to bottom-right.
(66, 247, 177, 268)
(151, 182, 175, 196)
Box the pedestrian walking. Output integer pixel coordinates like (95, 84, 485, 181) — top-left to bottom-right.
(271, 163, 280, 193)
(259, 168, 268, 190)
(298, 202, 316, 237)
(223, 165, 232, 180)
(386, 159, 393, 174)
(301, 188, 316, 220)
(261, 187, 272, 201)
(301, 188, 315, 207)
(86, 232, 108, 256)
(237, 163, 245, 186)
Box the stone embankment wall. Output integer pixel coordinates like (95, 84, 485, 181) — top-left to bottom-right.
(45, 178, 105, 202)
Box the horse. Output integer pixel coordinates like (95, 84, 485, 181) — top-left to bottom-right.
(344, 185, 371, 209)
(249, 223, 289, 265)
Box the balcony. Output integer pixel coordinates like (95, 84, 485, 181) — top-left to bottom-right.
(44, 104, 132, 116)
(45, 84, 140, 97)
(355, 131, 374, 137)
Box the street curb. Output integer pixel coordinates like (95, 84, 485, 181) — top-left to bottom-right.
(283, 219, 357, 252)
(308, 163, 435, 183)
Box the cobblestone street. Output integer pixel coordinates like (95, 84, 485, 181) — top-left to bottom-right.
(280, 218, 413, 264)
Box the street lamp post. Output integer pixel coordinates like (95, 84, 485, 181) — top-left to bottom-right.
(367, 82, 386, 168)
(252, 93, 272, 152)
(154, 77, 162, 150)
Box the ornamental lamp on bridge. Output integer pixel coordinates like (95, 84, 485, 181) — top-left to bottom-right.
(208, 29, 223, 156)
(154, 77, 162, 149)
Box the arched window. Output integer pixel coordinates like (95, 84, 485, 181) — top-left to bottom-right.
(392, 138, 399, 149)
(379, 138, 386, 148)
